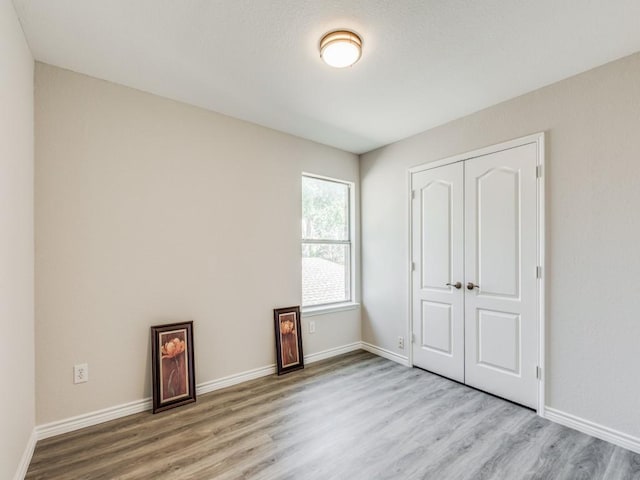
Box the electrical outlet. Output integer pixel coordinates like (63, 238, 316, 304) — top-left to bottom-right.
(309, 320, 316, 334)
(74, 363, 88, 384)
(398, 336, 404, 349)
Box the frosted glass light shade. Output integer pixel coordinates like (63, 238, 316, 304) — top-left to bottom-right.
(320, 30, 362, 68)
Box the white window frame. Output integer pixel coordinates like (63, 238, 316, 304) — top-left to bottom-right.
(301, 173, 358, 316)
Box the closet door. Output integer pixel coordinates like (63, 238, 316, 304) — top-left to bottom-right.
(411, 162, 465, 382)
(464, 143, 538, 408)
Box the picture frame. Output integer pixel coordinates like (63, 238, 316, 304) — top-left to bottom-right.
(274, 306, 304, 375)
(150, 321, 196, 413)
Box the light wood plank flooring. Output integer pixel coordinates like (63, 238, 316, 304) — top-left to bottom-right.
(26, 351, 640, 479)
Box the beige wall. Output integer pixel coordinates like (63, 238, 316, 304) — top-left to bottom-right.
(0, 0, 35, 478)
(360, 52, 640, 439)
(35, 63, 360, 424)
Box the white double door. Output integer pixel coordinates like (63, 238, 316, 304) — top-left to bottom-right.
(411, 142, 539, 409)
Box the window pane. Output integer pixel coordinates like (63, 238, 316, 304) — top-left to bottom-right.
(302, 176, 349, 241)
(302, 243, 350, 306)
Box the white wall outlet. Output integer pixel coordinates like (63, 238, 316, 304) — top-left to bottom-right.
(309, 320, 316, 334)
(74, 363, 88, 384)
(398, 336, 404, 349)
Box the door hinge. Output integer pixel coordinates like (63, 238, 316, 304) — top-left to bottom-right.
(412, 333, 416, 343)
(536, 165, 543, 178)
(411, 261, 416, 271)
(536, 366, 542, 380)
(536, 266, 542, 278)
(411, 190, 416, 199)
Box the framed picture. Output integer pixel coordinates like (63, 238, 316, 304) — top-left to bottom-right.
(274, 306, 304, 375)
(150, 321, 196, 413)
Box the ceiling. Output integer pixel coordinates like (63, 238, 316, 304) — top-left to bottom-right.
(13, 0, 640, 154)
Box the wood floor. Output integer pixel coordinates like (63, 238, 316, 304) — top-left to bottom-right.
(27, 351, 640, 480)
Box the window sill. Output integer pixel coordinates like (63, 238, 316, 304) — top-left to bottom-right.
(301, 302, 360, 317)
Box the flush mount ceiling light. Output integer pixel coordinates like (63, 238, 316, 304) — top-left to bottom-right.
(319, 30, 362, 68)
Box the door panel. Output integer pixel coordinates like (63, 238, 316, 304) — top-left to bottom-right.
(421, 301, 452, 354)
(420, 181, 452, 291)
(476, 309, 520, 374)
(411, 163, 464, 382)
(464, 143, 538, 408)
(476, 167, 520, 298)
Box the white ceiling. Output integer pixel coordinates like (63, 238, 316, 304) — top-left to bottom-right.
(13, 0, 640, 154)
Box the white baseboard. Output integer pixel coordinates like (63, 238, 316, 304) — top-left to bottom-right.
(35, 342, 363, 441)
(37, 397, 152, 440)
(361, 341, 410, 367)
(305, 341, 362, 364)
(197, 342, 361, 395)
(13, 429, 37, 480)
(196, 364, 276, 396)
(544, 407, 640, 454)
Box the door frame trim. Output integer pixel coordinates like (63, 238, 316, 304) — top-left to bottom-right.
(407, 132, 546, 415)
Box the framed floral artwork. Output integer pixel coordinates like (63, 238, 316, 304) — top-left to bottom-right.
(273, 306, 304, 375)
(150, 321, 196, 413)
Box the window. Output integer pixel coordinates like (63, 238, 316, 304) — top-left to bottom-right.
(302, 175, 352, 308)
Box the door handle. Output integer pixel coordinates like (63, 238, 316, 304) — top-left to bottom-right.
(467, 282, 479, 290)
(446, 282, 462, 289)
